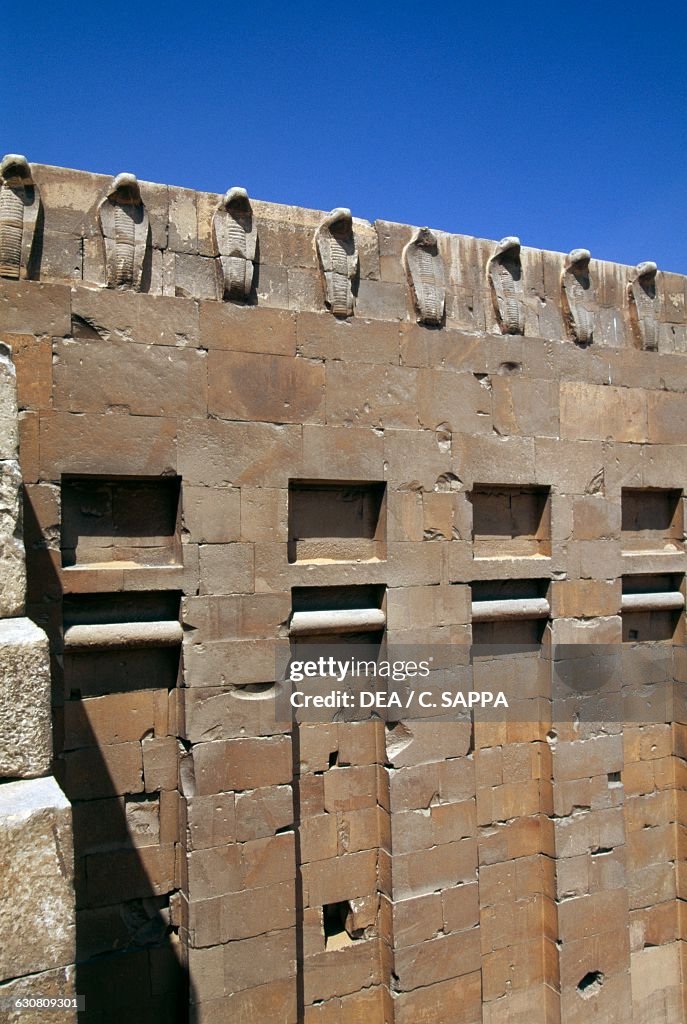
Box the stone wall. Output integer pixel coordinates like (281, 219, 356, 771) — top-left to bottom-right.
(2, 157, 687, 1022)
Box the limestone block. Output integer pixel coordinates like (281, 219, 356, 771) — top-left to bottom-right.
(0, 343, 18, 459)
(0, 618, 50, 777)
(0, 459, 25, 616)
(0, 776, 75, 981)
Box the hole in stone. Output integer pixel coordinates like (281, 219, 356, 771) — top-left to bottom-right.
(621, 488, 683, 554)
(470, 484, 551, 558)
(288, 480, 386, 564)
(608, 771, 621, 784)
(577, 971, 604, 998)
(323, 901, 354, 950)
(231, 682, 275, 700)
(328, 750, 338, 769)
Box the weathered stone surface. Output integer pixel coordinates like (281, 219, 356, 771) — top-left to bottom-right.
(0, 459, 25, 616)
(315, 209, 358, 318)
(213, 187, 257, 302)
(0, 155, 41, 281)
(562, 248, 597, 345)
(6, 161, 687, 1024)
(207, 350, 324, 424)
(488, 236, 525, 335)
(0, 777, 75, 980)
(0, 618, 50, 777)
(0, 966, 77, 1024)
(0, 343, 18, 458)
(39, 411, 177, 478)
(403, 227, 445, 325)
(98, 173, 150, 291)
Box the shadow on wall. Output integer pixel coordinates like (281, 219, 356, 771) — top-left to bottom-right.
(23, 495, 192, 1023)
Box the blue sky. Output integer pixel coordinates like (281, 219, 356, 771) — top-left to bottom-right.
(4, 1, 686, 271)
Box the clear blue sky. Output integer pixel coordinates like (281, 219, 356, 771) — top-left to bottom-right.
(4, 1, 686, 272)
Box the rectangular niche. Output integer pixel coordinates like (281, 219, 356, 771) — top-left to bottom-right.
(471, 485, 550, 559)
(621, 574, 684, 643)
(290, 585, 386, 647)
(288, 480, 386, 564)
(61, 475, 182, 569)
(471, 579, 550, 646)
(63, 591, 182, 698)
(621, 488, 683, 554)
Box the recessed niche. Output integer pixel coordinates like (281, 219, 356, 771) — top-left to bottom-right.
(621, 574, 683, 643)
(63, 592, 182, 697)
(290, 585, 386, 651)
(471, 579, 550, 645)
(323, 901, 359, 951)
(288, 480, 386, 564)
(470, 485, 550, 559)
(61, 475, 182, 568)
(621, 488, 683, 554)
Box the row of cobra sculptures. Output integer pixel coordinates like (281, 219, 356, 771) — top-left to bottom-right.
(0, 154, 661, 349)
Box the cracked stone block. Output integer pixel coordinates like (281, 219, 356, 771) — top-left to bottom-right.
(0, 776, 75, 981)
(0, 618, 51, 778)
(0, 459, 26, 617)
(0, 345, 18, 460)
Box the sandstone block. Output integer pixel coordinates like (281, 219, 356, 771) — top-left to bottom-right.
(302, 938, 384, 1004)
(393, 892, 443, 948)
(192, 736, 292, 795)
(385, 720, 471, 769)
(442, 880, 480, 934)
(193, 978, 297, 1023)
(0, 618, 50, 777)
(174, 254, 218, 300)
(355, 279, 406, 321)
(492, 375, 560, 438)
(142, 735, 178, 791)
(182, 637, 281, 687)
(297, 311, 400, 364)
(180, 685, 289, 743)
(0, 280, 71, 337)
(222, 928, 297, 994)
(198, 542, 254, 595)
(200, 302, 296, 355)
(560, 382, 647, 442)
(240, 487, 288, 542)
(85, 844, 176, 906)
(72, 285, 200, 347)
(63, 690, 157, 750)
(0, 777, 75, 981)
(392, 839, 477, 900)
(394, 929, 481, 991)
(302, 424, 385, 479)
(417, 368, 493, 435)
(40, 412, 177, 479)
(62, 740, 143, 800)
(178, 419, 301, 487)
(394, 970, 481, 1024)
(325, 362, 418, 429)
(0, 345, 18, 459)
(301, 849, 377, 908)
